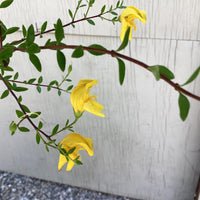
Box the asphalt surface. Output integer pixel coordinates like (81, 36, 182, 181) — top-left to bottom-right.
(0, 170, 136, 200)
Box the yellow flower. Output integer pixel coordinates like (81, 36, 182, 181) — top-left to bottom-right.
(71, 79, 105, 118)
(120, 6, 147, 41)
(58, 133, 94, 171)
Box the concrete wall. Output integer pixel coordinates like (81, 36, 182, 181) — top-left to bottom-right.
(0, 1, 200, 200)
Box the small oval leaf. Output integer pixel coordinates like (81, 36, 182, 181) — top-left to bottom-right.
(117, 57, 125, 85)
(178, 93, 190, 121)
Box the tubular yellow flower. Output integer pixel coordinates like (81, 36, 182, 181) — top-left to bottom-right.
(58, 133, 94, 171)
(71, 79, 105, 118)
(120, 6, 147, 41)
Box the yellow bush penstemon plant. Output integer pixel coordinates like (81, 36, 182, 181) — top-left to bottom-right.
(120, 6, 147, 41)
(58, 133, 94, 171)
(71, 79, 105, 118)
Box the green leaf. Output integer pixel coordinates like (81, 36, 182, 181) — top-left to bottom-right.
(36, 132, 41, 144)
(0, 0, 13, 8)
(4, 75, 12, 80)
(117, 27, 130, 51)
(117, 58, 125, 85)
(38, 76, 43, 84)
(111, 11, 118, 15)
(101, 5, 106, 13)
(18, 127, 30, 132)
(26, 43, 40, 54)
(18, 96, 22, 103)
(16, 110, 24, 118)
(178, 93, 190, 121)
(65, 119, 69, 126)
(149, 65, 175, 81)
(37, 86, 41, 93)
(57, 50, 66, 72)
(45, 145, 49, 152)
(30, 112, 41, 118)
(1, 90, 9, 99)
(49, 80, 59, 86)
(26, 24, 35, 46)
(149, 65, 160, 81)
(67, 85, 73, 91)
(21, 104, 30, 113)
(38, 121, 43, 129)
(55, 18, 64, 43)
(9, 121, 17, 134)
(0, 47, 13, 60)
(22, 25, 26, 37)
(5, 27, 19, 35)
(87, 44, 106, 56)
(68, 64, 72, 74)
(58, 90, 61, 96)
(158, 65, 175, 80)
(181, 66, 200, 86)
(68, 147, 76, 154)
(87, 19, 95, 25)
(68, 9, 73, 19)
(41, 21, 47, 32)
(29, 53, 42, 72)
(12, 86, 28, 92)
(28, 78, 36, 83)
(14, 72, 19, 80)
(52, 124, 59, 136)
(71, 45, 84, 58)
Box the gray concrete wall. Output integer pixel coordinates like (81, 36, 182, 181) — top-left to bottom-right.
(0, 1, 200, 200)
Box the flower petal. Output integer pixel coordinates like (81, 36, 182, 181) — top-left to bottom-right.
(58, 154, 67, 171)
(84, 99, 105, 118)
(61, 133, 94, 156)
(66, 160, 75, 171)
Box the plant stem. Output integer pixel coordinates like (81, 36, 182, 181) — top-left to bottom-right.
(16, 43, 200, 102)
(8, 79, 67, 92)
(50, 117, 79, 137)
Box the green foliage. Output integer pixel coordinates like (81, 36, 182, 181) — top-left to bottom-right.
(181, 66, 200, 86)
(41, 21, 47, 33)
(18, 126, 30, 132)
(101, 5, 106, 13)
(29, 53, 42, 72)
(38, 76, 43, 84)
(0, 0, 13, 8)
(37, 86, 41, 93)
(5, 27, 19, 35)
(149, 65, 175, 81)
(0, 90, 9, 99)
(26, 43, 41, 54)
(9, 121, 17, 135)
(52, 124, 59, 136)
(72, 45, 84, 58)
(16, 110, 24, 118)
(36, 132, 41, 144)
(55, 19, 64, 43)
(22, 25, 26, 37)
(26, 25, 35, 46)
(87, 44, 106, 56)
(14, 72, 19, 80)
(178, 93, 190, 121)
(57, 50, 66, 72)
(117, 27, 130, 51)
(117, 57, 125, 85)
(38, 121, 43, 129)
(87, 19, 95, 25)
(68, 147, 76, 154)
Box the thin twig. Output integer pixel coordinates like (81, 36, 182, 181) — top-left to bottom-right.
(0, 74, 51, 140)
(8, 79, 67, 92)
(14, 44, 200, 101)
